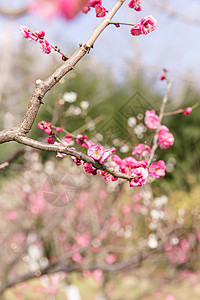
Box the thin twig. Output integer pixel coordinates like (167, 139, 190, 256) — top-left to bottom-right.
(148, 80, 172, 165)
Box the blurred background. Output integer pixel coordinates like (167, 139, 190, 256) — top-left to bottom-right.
(0, 0, 200, 299)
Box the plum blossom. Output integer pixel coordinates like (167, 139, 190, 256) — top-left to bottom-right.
(65, 133, 73, 143)
(106, 253, 117, 264)
(144, 110, 159, 129)
(160, 73, 166, 81)
(56, 127, 62, 132)
(92, 269, 103, 283)
(87, 144, 105, 160)
(149, 160, 166, 179)
(112, 155, 148, 185)
(132, 143, 151, 157)
(130, 15, 157, 36)
(76, 134, 88, 148)
(83, 163, 97, 175)
(54, 142, 67, 158)
(158, 126, 174, 149)
(184, 107, 192, 116)
(20, 26, 38, 41)
(95, 4, 106, 17)
(39, 40, 51, 54)
(35, 29, 45, 38)
(130, 166, 148, 187)
(47, 136, 54, 144)
(76, 232, 90, 247)
(140, 15, 157, 35)
(130, 24, 142, 36)
(101, 171, 118, 182)
(72, 253, 83, 263)
(129, 0, 144, 11)
(83, 0, 106, 17)
(38, 121, 53, 135)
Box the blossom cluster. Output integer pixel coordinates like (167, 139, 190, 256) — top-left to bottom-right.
(144, 110, 174, 149)
(20, 26, 51, 54)
(37, 116, 169, 188)
(82, 0, 106, 18)
(130, 15, 157, 36)
(165, 237, 190, 264)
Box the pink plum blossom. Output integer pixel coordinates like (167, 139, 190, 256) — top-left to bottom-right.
(65, 133, 73, 143)
(160, 73, 166, 81)
(130, 15, 157, 36)
(158, 129, 174, 149)
(99, 147, 116, 164)
(132, 143, 151, 157)
(95, 4, 106, 17)
(76, 232, 90, 247)
(47, 136, 54, 144)
(101, 171, 118, 182)
(130, 24, 142, 36)
(92, 269, 103, 283)
(144, 110, 159, 129)
(19, 26, 38, 41)
(140, 15, 157, 35)
(76, 134, 88, 148)
(35, 29, 45, 38)
(56, 127, 62, 132)
(129, 0, 144, 11)
(184, 107, 192, 115)
(72, 253, 83, 263)
(83, 163, 97, 175)
(130, 167, 148, 187)
(87, 144, 105, 160)
(106, 253, 117, 264)
(149, 160, 166, 179)
(39, 40, 51, 54)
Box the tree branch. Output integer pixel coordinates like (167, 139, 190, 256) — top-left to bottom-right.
(0, 0, 129, 182)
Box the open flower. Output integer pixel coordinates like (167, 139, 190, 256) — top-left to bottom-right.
(129, 0, 144, 11)
(149, 160, 166, 179)
(158, 127, 174, 149)
(140, 15, 157, 35)
(130, 167, 148, 187)
(39, 40, 51, 54)
(144, 110, 159, 129)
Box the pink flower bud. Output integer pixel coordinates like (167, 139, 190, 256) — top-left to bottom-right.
(160, 74, 166, 81)
(56, 127, 62, 132)
(39, 40, 51, 54)
(115, 23, 120, 28)
(47, 136, 54, 144)
(184, 107, 192, 116)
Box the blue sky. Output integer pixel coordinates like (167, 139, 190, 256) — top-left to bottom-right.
(1, 0, 200, 96)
